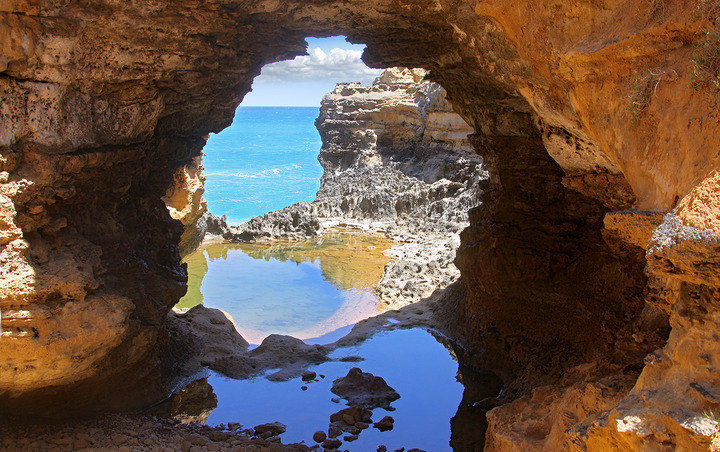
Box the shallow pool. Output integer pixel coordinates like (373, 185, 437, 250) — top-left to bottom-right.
(176, 233, 393, 344)
(173, 233, 501, 450)
(177, 328, 500, 451)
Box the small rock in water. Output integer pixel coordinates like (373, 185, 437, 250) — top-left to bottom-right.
(301, 386, 308, 391)
(342, 414, 355, 425)
(355, 422, 370, 430)
(374, 416, 395, 432)
(344, 435, 359, 442)
(331, 397, 341, 404)
(302, 370, 317, 381)
(313, 431, 327, 443)
(339, 356, 364, 362)
(328, 425, 343, 438)
(331, 368, 400, 409)
(320, 374, 326, 379)
(253, 422, 286, 436)
(322, 438, 342, 449)
(330, 407, 373, 425)
(377, 446, 387, 452)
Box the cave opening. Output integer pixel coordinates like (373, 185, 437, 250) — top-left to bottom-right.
(161, 35, 499, 450)
(7, 1, 713, 448)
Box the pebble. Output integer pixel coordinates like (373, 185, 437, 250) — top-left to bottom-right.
(111, 434, 126, 444)
(208, 431, 231, 441)
(378, 446, 387, 452)
(374, 415, 395, 432)
(313, 431, 327, 443)
(342, 414, 355, 425)
(302, 370, 317, 381)
(321, 438, 342, 449)
(302, 386, 308, 391)
(344, 435, 359, 442)
(186, 433, 208, 446)
(331, 397, 341, 403)
(356, 422, 370, 430)
(330, 406, 372, 424)
(328, 425, 343, 438)
(253, 421, 286, 436)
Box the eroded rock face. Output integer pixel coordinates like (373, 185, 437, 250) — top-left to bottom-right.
(221, 67, 484, 306)
(313, 67, 482, 227)
(163, 156, 208, 257)
(2, 1, 720, 449)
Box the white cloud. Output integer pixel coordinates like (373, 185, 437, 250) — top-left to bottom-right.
(257, 47, 382, 83)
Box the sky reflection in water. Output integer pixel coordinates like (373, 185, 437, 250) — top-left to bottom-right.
(206, 328, 493, 452)
(176, 233, 392, 344)
(174, 234, 502, 450)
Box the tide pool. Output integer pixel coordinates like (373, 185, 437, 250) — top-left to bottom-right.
(177, 233, 393, 344)
(167, 328, 502, 451)
(202, 107, 324, 224)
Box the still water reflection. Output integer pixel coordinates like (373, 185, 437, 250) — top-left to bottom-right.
(176, 233, 393, 344)
(172, 328, 501, 451)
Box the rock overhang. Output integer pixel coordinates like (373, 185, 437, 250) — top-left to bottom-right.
(1, 1, 720, 449)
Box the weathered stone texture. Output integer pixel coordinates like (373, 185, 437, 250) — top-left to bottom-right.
(1, 0, 720, 449)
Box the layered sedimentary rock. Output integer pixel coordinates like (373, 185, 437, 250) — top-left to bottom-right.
(222, 67, 484, 305)
(2, 0, 720, 449)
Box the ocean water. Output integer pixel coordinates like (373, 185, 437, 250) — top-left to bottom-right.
(202, 107, 324, 224)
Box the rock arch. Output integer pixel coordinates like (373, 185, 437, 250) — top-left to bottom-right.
(2, 0, 719, 448)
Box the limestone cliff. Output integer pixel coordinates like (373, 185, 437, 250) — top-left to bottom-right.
(2, 1, 720, 449)
(313, 67, 482, 230)
(162, 156, 207, 257)
(222, 67, 485, 306)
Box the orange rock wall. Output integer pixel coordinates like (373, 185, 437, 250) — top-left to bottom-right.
(1, 0, 720, 448)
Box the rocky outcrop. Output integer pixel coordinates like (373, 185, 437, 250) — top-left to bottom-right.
(163, 156, 208, 256)
(330, 367, 400, 409)
(2, 1, 720, 450)
(222, 68, 484, 306)
(220, 203, 321, 242)
(313, 67, 482, 227)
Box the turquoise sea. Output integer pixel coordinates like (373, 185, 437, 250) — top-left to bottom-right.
(203, 107, 324, 224)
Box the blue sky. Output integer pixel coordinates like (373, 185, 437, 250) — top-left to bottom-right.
(241, 36, 382, 107)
